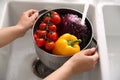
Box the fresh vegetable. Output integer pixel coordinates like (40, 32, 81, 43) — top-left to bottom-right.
(36, 38, 45, 47)
(39, 22, 47, 30)
(37, 30, 47, 37)
(57, 13, 90, 49)
(43, 11, 61, 24)
(43, 16, 49, 23)
(47, 32, 58, 41)
(34, 11, 61, 51)
(33, 33, 37, 40)
(52, 33, 82, 56)
(58, 14, 87, 37)
(48, 24, 57, 32)
(50, 11, 61, 25)
(45, 41, 55, 50)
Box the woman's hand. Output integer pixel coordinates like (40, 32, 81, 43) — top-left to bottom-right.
(64, 48, 99, 74)
(44, 48, 99, 80)
(16, 9, 38, 37)
(0, 9, 38, 47)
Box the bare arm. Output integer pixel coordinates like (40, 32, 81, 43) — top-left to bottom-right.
(0, 9, 38, 47)
(0, 26, 24, 47)
(44, 48, 99, 80)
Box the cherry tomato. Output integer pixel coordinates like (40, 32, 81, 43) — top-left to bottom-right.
(39, 22, 47, 30)
(33, 33, 37, 41)
(43, 16, 50, 23)
(36, 38, 45, 47)
(50, 12, 61, 25)
(52, 11, 58, 15)
(48, 24, 57, 32)
(37, 30, 47, 37)
(45, 41, 55, 50)
(47, 32, 58, 41)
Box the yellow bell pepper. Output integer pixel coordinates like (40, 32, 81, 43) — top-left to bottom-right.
(52, 33, 82, 56)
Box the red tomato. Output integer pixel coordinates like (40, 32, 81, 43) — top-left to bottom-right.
(43, 16, 50, 23)
(45, 41, 55, 50)
(37, 30, 47, 37)
(36, 38, 45, 47)
(50, 12, 61, 25)
(33, 33, 37, 40)
(48, 24, 57, 32)
(52, 11, 58, 15)
(47, 32, 58, 41)
(39, 22, 47, 30)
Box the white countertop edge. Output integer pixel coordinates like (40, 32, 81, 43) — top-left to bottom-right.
(95, 3, 110, 80)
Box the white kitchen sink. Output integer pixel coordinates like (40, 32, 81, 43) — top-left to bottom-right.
(99, 2, 120, 80)
(0, 1, 108, 80)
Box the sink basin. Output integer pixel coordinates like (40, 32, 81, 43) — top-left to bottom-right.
(0, 1, 102, 80)
(101, 3, 120, 80)
(0, 45, 12, 80)
(97, 2, 120, 80)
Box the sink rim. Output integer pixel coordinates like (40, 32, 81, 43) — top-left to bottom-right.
(0, 0, 111, 80)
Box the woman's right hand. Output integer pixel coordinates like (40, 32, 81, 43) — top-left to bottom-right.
(44, 48, 99, 80)
(63, 47, 99, 75)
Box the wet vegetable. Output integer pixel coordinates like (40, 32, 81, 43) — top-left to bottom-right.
(57, 13, 90, 49)
(53, 33, 82, 56)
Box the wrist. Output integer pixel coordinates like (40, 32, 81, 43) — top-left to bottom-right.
(60, 61, 75, 78)
(14, 25, 26, 37)
(63, 59, 79, 75)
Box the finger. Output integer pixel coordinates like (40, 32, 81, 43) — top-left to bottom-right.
(24, 9, 38, 17)
(83, 48, 96, 55)
(30, 12, 39, 20)
(91, 51, 99, 61)
(25, 9, 38, 14)
(95, 61, 98, 64)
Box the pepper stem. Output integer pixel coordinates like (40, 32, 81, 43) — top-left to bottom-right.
(68, 39, 82, 47)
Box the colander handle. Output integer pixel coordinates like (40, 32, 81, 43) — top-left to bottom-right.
(87, 37, 98, 51)
(39, 9, 48, 15)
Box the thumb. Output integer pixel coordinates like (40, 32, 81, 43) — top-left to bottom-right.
(83, 48, 96, 56)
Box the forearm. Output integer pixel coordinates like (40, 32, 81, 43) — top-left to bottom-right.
(0, 25, 25, 47)
(44, 62, 74, 80)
